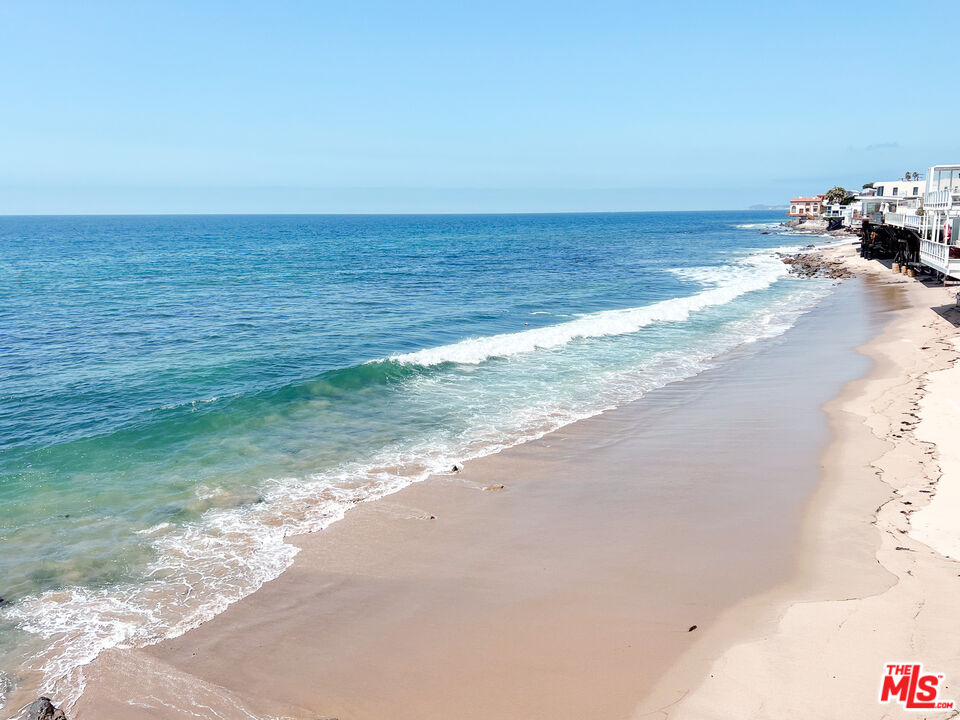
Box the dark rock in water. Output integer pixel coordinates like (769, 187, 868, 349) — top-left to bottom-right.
(688, 625, 698, 632)
(22, 697, 67, 720)
(451, 463, 463, 472)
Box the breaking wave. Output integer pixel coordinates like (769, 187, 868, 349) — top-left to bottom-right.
(391, 252, 789, 367)
(0, 244, 832, 717)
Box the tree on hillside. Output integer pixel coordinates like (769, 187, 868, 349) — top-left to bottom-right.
(823, 186, 849, 205)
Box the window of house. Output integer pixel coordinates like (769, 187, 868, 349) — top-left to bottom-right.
(913, 186, 918, 195)
(892, 187, 898, 196)
(877, 186, 884, 196)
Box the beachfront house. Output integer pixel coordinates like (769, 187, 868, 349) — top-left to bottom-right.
(787, 195, 824, 218)
(863, 179, 924, 220)
(874, 179, 924, 202)
(868, 165, 960, 278)
(822, 203, 856, 227)
(917, 165, 960, 277)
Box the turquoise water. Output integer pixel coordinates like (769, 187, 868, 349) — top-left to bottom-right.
(0, 211, 831, 709)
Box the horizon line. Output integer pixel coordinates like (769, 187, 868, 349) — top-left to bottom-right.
(0, 208, 787, 218)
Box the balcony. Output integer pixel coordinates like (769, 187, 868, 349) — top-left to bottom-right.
(885, 213, 923, 231)
(925, 189, 960, 209)
(920, 240, 960, 278)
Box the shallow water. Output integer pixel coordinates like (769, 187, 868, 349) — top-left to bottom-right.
(0, 211, 833, 711)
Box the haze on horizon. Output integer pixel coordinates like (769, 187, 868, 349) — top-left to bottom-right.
(2, 0, 958, 215)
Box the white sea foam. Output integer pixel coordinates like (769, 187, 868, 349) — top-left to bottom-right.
(134, 523, 172, 536)
(733, 222, 784, 230)
(0, 673, 9, 713)
(667, 265, 732, 286)
(0, 245, 833, 718)
(158, 395, 230, 412)
(390, 253, 790, 367)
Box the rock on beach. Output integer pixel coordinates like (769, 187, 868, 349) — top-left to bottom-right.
(20, 697, 67, 720)
(779, 252, 853, 279)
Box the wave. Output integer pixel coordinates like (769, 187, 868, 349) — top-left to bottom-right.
(1, 245, 823, 717)
(667, 265, 732, 286)
(733, 222, 784, 230)
(390, 253, 789, 367)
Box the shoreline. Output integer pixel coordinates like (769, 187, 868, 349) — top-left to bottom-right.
(637, 243, 960, 718)
(12, 240, 960, 719)
(61, 245, 911, 719)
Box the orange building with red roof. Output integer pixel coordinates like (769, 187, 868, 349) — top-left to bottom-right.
(788, 195, 824, 218)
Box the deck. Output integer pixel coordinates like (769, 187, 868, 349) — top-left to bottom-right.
(919, 240, 960, 278)
(886, 213, 923, 232)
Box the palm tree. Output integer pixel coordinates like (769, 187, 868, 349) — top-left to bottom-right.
(823, 186, 848, 205)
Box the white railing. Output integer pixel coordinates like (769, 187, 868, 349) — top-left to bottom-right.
(886, 213, 923, 230)
(921, 239, 949, 272)
(925, 189, 960, 208)
(927, 190, 948, 208)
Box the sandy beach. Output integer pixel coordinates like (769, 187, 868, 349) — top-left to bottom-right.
(638, 243, 960, 719)
(4, 4, 956, 719)
(41, 241, 955, 720)
(0, 242, 942, 720)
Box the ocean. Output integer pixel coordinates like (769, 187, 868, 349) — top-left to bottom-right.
(0, 211, 834, 711)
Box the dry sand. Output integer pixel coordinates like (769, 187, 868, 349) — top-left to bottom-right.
(54, 243, 960, 720)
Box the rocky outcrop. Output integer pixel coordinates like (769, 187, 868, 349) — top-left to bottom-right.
(19, 697, 67, 720)
(782, 218, 858, 238)
(779, 252, 853, 279)
(784, 217, 829, 233)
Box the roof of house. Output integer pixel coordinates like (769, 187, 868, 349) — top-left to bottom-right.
(790, 196, 823, 203)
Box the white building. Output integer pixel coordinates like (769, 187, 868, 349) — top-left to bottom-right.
(879, 165, 960, 277)
(864, 179, 924, 219)
(918, 165, 960, 277)
(822, 203, 856, 226)
(874, 179, 924, 202)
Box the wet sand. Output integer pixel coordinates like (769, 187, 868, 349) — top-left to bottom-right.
(639, 245, 960, 719)
(64, 265, 903, 719)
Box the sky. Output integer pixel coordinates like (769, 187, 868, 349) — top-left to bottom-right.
(2, 0, 959, 214)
